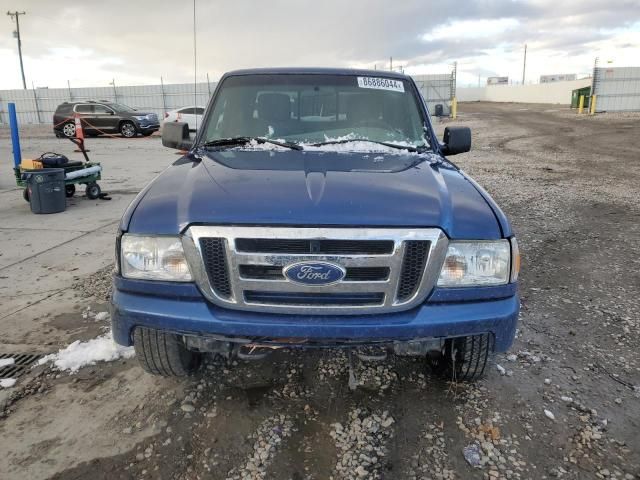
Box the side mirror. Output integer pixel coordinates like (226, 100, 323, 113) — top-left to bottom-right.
(442, 126, 471, 155)
(162, 122, 193, 150)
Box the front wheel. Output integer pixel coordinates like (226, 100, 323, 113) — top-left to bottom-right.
(85, 182, 101, 199)
(429, 333, 494, 382)
(133, 327, 201, 376)
(120, 121, 137, 138)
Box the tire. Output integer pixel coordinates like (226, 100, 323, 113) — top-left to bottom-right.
(133, 327, 201, 377)
(430, 333, 494, 382)
(120, 121, 137, 138)
(62, 122, 76, 138)
(23, 188, 30, 202)
(86, 182, 101, 199)
(65, 184, 76, 197)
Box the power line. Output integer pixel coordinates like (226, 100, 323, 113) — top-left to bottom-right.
(6, 10, 27, 90)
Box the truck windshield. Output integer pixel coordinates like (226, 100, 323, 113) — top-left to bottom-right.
(201, 74, 429, 149)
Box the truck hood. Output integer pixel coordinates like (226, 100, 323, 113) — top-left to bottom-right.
(124, 150, 502, 239)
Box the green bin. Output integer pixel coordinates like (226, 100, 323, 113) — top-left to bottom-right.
(571, 86, 591, 109)
(27, 168, 66, 214)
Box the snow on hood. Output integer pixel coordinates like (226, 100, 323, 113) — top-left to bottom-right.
(232, 133, 426, 154)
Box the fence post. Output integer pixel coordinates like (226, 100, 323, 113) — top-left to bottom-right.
(32, 83, 42, 124)
(67, 80, 73, 101)
(206, 73, 211, 96)
(451, 97, 458, 119)
(578, 95, 585, 114)
(160, 76, 167, 115)
(9, 103, 22, 168)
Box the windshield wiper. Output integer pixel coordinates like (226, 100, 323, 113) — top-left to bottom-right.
(199, 136, 303, 151)
(310, 138, 427, 153)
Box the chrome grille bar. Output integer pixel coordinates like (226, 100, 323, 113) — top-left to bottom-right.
(183, 226, 448, 315)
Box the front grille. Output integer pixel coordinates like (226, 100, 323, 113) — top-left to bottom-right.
(245, 291, 384, 306)
(235, 238, 394, 255)
(187, 227, 444, 314)
(199, 238, 232, 297)
(239, 265, 389, 282)
(397, 241, 430, 301)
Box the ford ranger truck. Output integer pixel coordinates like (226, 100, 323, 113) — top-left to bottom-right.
(111, 68, 520, 381)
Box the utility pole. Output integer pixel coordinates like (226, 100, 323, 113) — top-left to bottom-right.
(6, 11, 27, 89)
(522, 44, 527, 85)
(389, 56, 393, 71)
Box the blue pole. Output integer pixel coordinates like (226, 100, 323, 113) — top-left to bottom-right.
(8, 103, 22, 168)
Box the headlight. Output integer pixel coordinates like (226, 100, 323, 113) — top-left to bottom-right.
(437, 240, 511, 287)
(121, 235, 192, 281)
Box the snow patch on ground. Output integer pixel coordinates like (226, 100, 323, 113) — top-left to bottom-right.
(94, 311, 110, 321)
(0, 358, 15, 368)
(0, 378, 17, 388)
(38, 331, 134, 373)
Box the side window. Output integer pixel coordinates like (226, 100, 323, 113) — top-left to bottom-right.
(75, 104, 94, 114)
(194, 108, 205, 115)
(93, 104, 113, 114)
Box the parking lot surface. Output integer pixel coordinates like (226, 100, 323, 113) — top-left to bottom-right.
(0, 103, 638, 480)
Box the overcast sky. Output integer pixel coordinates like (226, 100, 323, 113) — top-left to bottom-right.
(1, 0, 639, 90)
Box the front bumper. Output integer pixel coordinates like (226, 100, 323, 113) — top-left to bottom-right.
(136, 122, 160, 133)
(111, 276, 519, 352)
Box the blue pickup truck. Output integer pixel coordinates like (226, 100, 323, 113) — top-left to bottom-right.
(111, 68, 520, 381)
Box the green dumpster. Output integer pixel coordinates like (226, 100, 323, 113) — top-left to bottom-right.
(571, 86, 591, 109)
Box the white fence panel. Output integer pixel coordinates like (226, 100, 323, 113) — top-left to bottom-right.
(593, 67, 640, 112)
(0, 82, 215, 125)
(412, 74, 454, 115)
(0, 74, 453, 125)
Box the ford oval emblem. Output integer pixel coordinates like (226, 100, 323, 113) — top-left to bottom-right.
(284, 261, 346, 286)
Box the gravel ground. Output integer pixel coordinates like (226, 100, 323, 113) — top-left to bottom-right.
(1, 103, 639, 480)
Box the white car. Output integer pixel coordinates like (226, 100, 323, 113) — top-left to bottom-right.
(162, 106, 205, 131)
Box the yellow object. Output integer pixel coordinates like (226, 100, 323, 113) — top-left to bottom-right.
(451, 97, 457, 119)
(589, 94, 597, 115)
(21, 159, 43, 170)
(578, 95, 585, 114)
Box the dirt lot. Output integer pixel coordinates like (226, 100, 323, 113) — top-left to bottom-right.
(0, 103, 639, 480)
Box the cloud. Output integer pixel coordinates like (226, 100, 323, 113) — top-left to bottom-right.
(0, 0, 638, 89)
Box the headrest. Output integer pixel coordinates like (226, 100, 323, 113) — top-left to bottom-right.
(257, 93, 292, 122)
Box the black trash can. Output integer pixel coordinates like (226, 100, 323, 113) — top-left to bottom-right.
(435, 104, 444, 117)
(27, 168, 66, 214)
